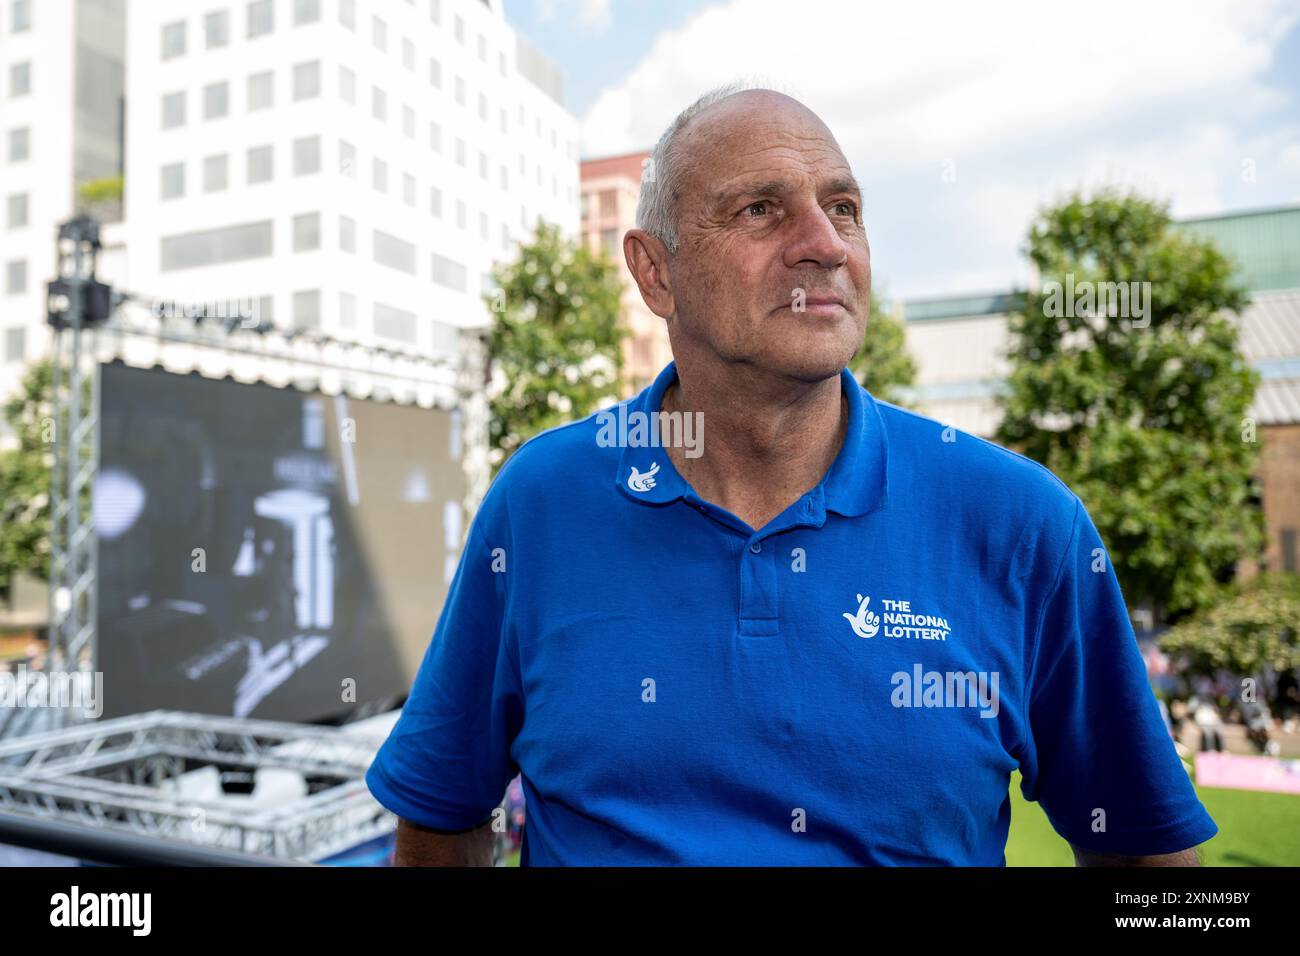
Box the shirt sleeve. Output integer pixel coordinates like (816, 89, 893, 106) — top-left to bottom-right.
(364, 515, 523, 833)
(1016, 497, 1219, 857)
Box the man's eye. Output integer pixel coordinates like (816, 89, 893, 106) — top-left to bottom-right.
(832, 201, 858, 217)
(741, 201, 769, 217)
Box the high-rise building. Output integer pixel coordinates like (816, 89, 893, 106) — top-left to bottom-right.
(580, 149, 671, 395)
(122, 0, 578, 359)
(0, 0, 579, 433)
(0, 0, 126, 406)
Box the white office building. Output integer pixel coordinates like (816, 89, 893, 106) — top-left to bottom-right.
(0, 0, 579, 425)
(0, 0, 126, 409)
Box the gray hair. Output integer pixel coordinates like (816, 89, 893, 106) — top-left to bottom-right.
(635, 80, 776, 256)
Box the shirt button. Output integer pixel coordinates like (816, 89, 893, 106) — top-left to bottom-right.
(749, 541, 762, 554)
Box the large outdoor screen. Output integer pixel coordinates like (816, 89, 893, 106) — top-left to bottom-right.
(94, 361, 465, 722)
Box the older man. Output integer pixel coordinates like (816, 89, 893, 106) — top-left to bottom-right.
(365, 86, 1217, 866)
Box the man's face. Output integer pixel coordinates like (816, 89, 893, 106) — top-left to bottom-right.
(666, 93, 871, 383)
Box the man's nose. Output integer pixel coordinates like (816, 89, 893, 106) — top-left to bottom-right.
(783, 202, 849, 270)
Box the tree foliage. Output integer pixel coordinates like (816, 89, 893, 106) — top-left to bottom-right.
(485, 221, 625, 472)
(1160, 574, 1300, 676)
(996, 190, 1263, 619)
(0, 360, 55, 597)
(850, 291, 918, 407)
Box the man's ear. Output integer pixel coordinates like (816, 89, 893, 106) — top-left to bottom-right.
(623, 229, 676, 320)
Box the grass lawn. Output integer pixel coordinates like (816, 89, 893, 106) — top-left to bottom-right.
(1006, 769, 1300, 866)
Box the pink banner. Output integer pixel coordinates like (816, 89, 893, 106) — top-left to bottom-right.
(1195, 751, 1300, 795)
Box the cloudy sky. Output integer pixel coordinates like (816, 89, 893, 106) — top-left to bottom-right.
(503, 0, 1300, 301)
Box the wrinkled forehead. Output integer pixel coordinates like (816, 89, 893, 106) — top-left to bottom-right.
(675, 98, 853, 212)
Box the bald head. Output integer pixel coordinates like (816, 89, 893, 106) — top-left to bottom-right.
(636, 86, 853, 255)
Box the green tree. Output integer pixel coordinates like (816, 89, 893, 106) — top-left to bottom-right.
(997, 189, 1263, 622)
(0, 360, 55, 600)
(850, 290, 917, 406)
(485, 220, 625, 473)
(1160, 574, 1300, 678)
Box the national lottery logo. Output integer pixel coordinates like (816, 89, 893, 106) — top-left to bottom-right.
(844, 593, 951, 641)
(843, 594, 880, 638)
(627, 462, 660, 493)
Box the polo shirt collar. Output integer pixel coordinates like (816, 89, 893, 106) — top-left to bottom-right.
(613, 360, 889, 519)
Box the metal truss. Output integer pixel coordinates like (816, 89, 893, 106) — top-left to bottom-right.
(0, 710, 395, 862)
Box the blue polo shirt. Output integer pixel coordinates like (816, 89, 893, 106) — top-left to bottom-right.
(366, 360, 1217, 865)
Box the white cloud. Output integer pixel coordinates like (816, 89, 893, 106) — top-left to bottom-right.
(578, 0, 1300, 297)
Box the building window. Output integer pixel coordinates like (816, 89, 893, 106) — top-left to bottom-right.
(3, 127, 27, 165)
(1284, 528, 1298, 574)
(601, 228, 619, 259)
(246, 145, 273, 183)
(478, 92, 487, 121)
(371, 15, 387, 51)
(402, 105, 414, 138)
(371, 86, 387, 122)
(431, 252, 466, 292)
(455, 200, 465, 230)
(339, 65, 356, 103)
(339, 292, 357, 330)
(339, 0, 355, 30)
(499, 51, 506, 77)
(4, 327, 25, 363)
(293, 135, 321, 175)
(373, 229, 416, 274)
(160, 221, 273, 270)
(294, 0, 321, 25)
(402, 38, 415, 71)
(203, 154, 228, 192)
(5, 259, 27, 294)
(402, 173, 415, 206)
(478, 152, 487, 180)
(453, 14, 463, 44)
(339, 215, 356, 252)
(247, 70, 273, 110)
(254, 295, 274, 324)
(292, 60, 321, 100)
(599, 189, 617, 217)
(160, 163, 185, 199)
(372, 157, 387, 193)
(247, 0, 273, 38)
(161, 92, 185, 129)
(292, 212, 320, 251)
(9, 61, 31, 97)
(12, 0, 31, 32)
(428, 57, 441, 88)
(203, 81, 229, 120)
(161, 20, 186, 58)
(479, 211, 488, 240)
(373, 302, 416, 343)
(477, 33, 486, 61)
(6, 192, 28, 227)
(293, 290, 321, 330)
(429, 121, 442, 152)
(430, 186, 442, 218)
(454, 138, 465, 167)
(500, 166, 508, 190)
(339, 139, 356, 178)
(204, 10, 229, 48)
(454, 75, 464, 106)
(429, 0, 441, 25)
